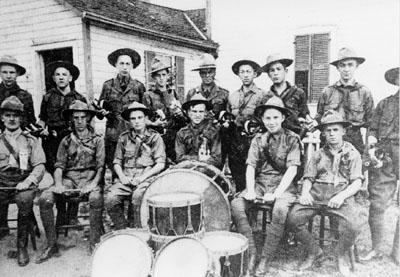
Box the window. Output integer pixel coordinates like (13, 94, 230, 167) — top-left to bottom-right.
(294, 33, 330, 103)
(145, 51, 185, 103)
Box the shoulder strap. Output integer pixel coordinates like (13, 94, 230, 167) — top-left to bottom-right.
(1, 135, 19, 161)
(261, 134, 285, 173)
(70, 133, 95, 155)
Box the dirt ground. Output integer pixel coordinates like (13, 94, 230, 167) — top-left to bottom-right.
(0, 201, 398, 277)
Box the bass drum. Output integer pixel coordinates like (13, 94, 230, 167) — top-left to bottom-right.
(140, 161, 232, 232)
(91, 229, 153, 277)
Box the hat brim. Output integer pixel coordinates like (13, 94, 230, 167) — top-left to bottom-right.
(46, 61, 80, 81)
(330, 57, 365, 67)
(260, 59, 293, 73)
(62, 109, 97, 120)
(254, 104, 290, 117)
(232, 60, 261, 77)
(108, 48, 141, 69)
(149, 65, 171, 75)
(182, 99, 212, 111)
(385, 67, 399, 86)
(0, 107, 23, 114)
(191, 65, 216, 72)
(316, 121, 352, 130)
(0, 62, 26, 76)
(121, 107, 150, 121)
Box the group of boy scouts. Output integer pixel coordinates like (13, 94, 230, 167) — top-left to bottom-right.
(0, 45, 398, 277)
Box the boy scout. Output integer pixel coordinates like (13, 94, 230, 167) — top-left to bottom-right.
(288, 110, 364, 277)
(261, 53, 312, 138)
(36, 100, 105, 262)
(38, 60, 87, 173)
(310, 47, 374, 154)
(106, 102, 166, 229)
(0, 96, 45, 266)
(361, 67, 399, 263)
(231, 97, 301, 276)
(226, 59, 267, 192)
(98, 48, 146, 176)
(175, 94, 222, 168)
(143, 57, 187, 163)
(186, 53, 229, 119)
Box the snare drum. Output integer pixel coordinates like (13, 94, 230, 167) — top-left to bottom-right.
(147, 192, 204, 243)
(91, 229, 153, 277)
(152, 236, 212, 277)
(140, 161, 232, 232)
(201, 231, 249, 277)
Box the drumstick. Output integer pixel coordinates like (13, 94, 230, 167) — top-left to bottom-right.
(0, 187, 17, 190)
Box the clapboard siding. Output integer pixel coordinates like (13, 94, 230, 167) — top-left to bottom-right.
(0, 0, 84, 117)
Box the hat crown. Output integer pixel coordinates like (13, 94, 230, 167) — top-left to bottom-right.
(1, 95, 24, 112)
(68, 100, 94, 112)
(0, 55, 19, 65)
(264, 96, 286, 109)
(189, 94, 208, 102)
(198, 53, 216, 68)
(336, 47, 358, 61)
(126, 101, 148, 111)
(150, 57, 170, 73)
(385, 67, 399, 86)
(320, 110, 345, 125)
(266, 53, 287, 65)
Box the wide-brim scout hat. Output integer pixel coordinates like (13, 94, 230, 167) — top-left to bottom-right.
(385, 67, 399, 86)
(316, 110, 352, 130)
(191, 53, 217, 71)
(0, 55, 26, 76)
(254, 96, 290, 117)
(62, 100, 97, 119)
(121, 102, 151, 121)
(330, 47, 365, 67)
(232, 59, 262, 77)
(182, 94, 212, 111)
(260, 53, 293, 73)
(149, 57, 171, 75)
(108, 48, 141, 69)
(46, 61, 80, 81)
(0, 96, 24, 114)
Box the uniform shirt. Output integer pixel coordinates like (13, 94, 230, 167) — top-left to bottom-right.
(304, 141, 363, 202)
(370, 90, 399, 141)
(39, 87, 87, 129)
(55, 130, 105, 171)
(265, 82, 310, 134)
(246, 128, 301, 194)
(113, 128, 166, 169)
(0, 129, 45, 186)
(315, 80, 374, 127)
(186, 82, 229, 118)
(175, 119, 222, 168)
(0, 83, 36, 130)
(228, 83, 268, 126)
(99, 75, 146, 142)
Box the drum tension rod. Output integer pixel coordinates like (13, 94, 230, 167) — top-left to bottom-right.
(185, 200, 194, 235)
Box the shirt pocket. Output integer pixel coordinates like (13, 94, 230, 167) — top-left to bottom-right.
(136, 146, 154, 167)
(123, 150, 137, 168)
(347, 104, 364, 123)
(324, 101, 340, 112)
(0, 153, 9, 168)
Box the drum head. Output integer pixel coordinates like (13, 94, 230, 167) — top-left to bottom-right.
(91, 231, 152, 277)
(152, 237, 210, 277)
(201, 231, 249, 256)
(140, 168, 231, 231)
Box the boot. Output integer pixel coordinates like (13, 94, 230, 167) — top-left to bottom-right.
(0, 204, 10, 240)
(89, 207, 104, 251)
(67, 201, 81, 226)
(55, 199, 67, 229)
(107, 205, 127, 230)
(17, 213, 30, 266)
(36, 209, 60, 264)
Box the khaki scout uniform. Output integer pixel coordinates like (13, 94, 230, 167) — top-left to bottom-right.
(175, 119, 222, 169)
(38, 130, 105, 249)
(231, 128, 301, 258)
(106, 128, 166, 229)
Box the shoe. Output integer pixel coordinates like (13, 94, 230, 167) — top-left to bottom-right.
(298, 249, 323, 271)
(17, 247, 29, 267)
(359, 249, 383, 262)
(248, 254, 257, 275)
(254, 258, 270, 277)
(35, 245, 60, 264)
(337, 255, 350, 277)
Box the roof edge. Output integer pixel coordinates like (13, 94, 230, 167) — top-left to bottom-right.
(83, 11, 219, 52)
(183, 12, 208, 41)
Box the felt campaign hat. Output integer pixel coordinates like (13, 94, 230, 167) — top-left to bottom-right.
(232, 59, 262, 77)
(149, 57, 171, 75)
(0, 95, 24, 114)
(316, 110, 352, 130)
(0, 55, 26, 76)
(121, 101, 151, 121)
(330, 47, 365, 67)
(108, 48, 141, 69)
(182, 94, 212, 111)
(254, 96, 290, 117)
(46, 61, 80, 81)
(62, 100, 97, 119)
(260, 53, 293, 73)
(191, 53, 217, 71)
(384, 67, 399, 86)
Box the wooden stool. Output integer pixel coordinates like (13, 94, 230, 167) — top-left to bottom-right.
(249, 202, 273, 236)
(308, 209, 359, 271)
(56, 195, 90, 237)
